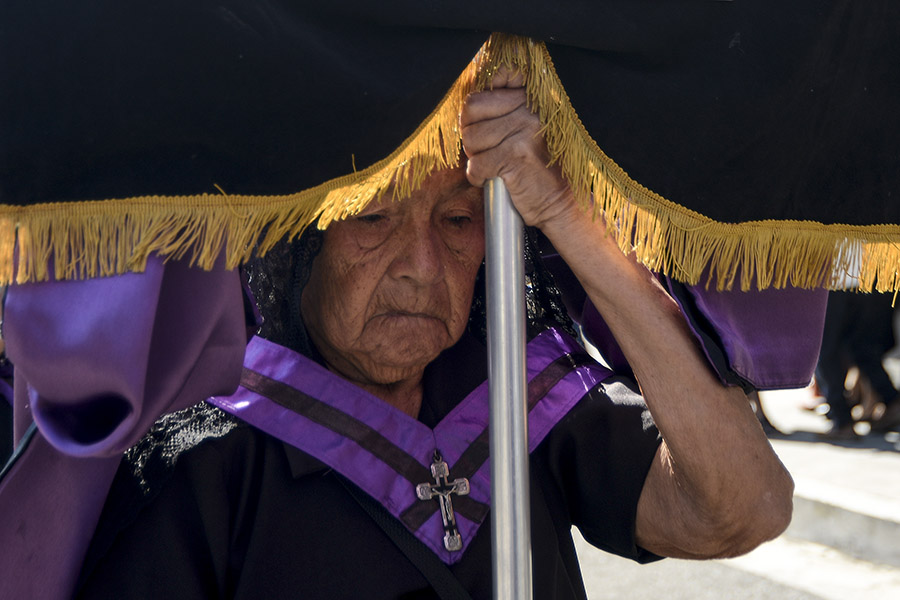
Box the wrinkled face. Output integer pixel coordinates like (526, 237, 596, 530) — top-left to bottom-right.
(301, 167, 486, 387)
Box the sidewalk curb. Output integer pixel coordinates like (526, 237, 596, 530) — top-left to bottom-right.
(786, 493, 900, 568)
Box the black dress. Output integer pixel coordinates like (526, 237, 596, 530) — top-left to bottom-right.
(77, 332, 661, 599)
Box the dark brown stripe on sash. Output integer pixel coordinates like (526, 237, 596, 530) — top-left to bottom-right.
(241, 368, 491, 526)
(240, 368, 432, 486)
(400, 488, 491, 529)
(400, 351, 597, 530)
(528, 352, 596, 412)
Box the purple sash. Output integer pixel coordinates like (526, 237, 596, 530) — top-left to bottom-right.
(207, 327, 613, 564)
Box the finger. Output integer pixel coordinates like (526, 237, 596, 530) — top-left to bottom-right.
(489, 65, 525, 90)
(464, 127, 548, 188)
(460, 87, 528, 128)
(464, 144, 503, 189)
(461, 104, 541, 156)
(467, 145, 573, 228)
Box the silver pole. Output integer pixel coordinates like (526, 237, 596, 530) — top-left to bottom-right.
(484, 177, 532, 600)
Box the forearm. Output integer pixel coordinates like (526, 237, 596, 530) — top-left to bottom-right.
(539, 201, 794, 557)
(460, 69, 793, 556)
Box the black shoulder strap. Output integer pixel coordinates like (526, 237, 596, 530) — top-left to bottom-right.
(337, 475, 474, 600)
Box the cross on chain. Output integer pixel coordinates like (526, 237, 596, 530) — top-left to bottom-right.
(416, 450, 471, 551)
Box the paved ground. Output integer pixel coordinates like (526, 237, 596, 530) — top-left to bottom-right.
(573, 361, 900, 599)
(575, 531, 900, 600)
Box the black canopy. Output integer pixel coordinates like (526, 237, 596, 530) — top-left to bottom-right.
(1, 1, 898, 289)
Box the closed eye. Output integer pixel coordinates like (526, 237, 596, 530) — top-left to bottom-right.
(446, 215, 472, 226)
(355, 213, 386, 224)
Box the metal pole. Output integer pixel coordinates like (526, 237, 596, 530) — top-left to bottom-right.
(484, 177, 532, 600)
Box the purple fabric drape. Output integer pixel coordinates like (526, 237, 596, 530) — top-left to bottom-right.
(667, 281, 828, 390)
(0, 255, 247, 600)
(544, 249, 827, 389)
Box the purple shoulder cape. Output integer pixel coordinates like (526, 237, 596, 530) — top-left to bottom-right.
(209, 328, 613, 564)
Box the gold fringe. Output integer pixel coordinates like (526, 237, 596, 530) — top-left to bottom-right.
(2, 34, 900, 293)
(479, 34, 900, 293)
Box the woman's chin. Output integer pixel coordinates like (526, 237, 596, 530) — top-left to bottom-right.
(357, 354, 438, 385)
(323, 323, 463, 387)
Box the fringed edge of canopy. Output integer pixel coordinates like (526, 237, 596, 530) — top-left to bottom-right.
(2, 34, 899, 293)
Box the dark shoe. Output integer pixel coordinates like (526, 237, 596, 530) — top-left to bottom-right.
(760, 420, 785, 437)
(871, 401, 900, 433)
(817, 422, 860, 441)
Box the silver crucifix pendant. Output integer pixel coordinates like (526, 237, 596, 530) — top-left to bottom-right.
(416, 450, 471, 551)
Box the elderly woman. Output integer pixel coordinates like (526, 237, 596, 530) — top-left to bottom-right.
(37, 73, 794, 599)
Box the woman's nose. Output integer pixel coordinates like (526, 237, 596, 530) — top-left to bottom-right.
(390, 221, 445, 286)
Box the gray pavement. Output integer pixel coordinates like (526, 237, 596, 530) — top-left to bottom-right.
(573, 367, 900, 599)
(761, 377, 900, 569)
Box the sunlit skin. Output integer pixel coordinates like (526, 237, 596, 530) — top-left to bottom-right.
(301, 167, 485, 417)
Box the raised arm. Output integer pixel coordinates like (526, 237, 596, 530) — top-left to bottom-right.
(460, 70, 793, 559)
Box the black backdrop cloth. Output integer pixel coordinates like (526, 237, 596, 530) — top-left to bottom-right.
(1, 0, 899, 282)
